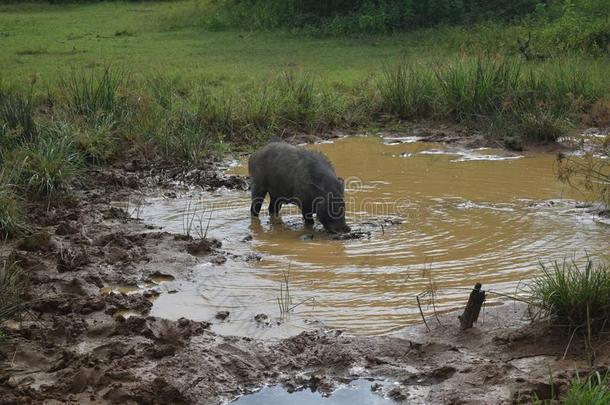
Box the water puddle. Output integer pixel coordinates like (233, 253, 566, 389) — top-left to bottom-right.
(132, 136, 608, 337)
(231, 379, 396, 405)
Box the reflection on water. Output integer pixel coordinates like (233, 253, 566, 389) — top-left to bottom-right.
(138, 136, 608, 336)
(231, 379, 395, 405)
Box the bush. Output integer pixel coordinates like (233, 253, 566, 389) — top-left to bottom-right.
(529, 258, 610, 333)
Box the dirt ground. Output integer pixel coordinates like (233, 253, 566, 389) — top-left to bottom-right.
(1, 131, 608, 404)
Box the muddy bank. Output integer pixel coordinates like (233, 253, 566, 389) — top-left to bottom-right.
(1, 132, 609, 404)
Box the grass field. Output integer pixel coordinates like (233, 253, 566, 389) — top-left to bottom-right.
(0, 1, 461, 88)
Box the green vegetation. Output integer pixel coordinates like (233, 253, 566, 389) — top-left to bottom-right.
(529, 258, 610, 332)
(558, 136, 610, 206)
(199, 0, 610, 51)
(200, 0, 541, 33)
(0, 259, 27, 325)
(533, 371, 610, 404)
(562, 371, 610, 405)
(0, 1, 609, 237)
(0, 173, 26, 240)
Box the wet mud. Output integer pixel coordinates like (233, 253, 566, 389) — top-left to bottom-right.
(1, 131, 609, 404)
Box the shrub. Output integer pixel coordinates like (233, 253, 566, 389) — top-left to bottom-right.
(557, 137, 610, 207)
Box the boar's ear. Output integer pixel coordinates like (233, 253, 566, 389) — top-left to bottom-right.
(337, 177, 345, 190)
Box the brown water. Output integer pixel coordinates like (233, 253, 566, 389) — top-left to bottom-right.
(136, 136, 609, 337)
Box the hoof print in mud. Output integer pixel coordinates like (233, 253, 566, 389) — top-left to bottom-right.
(55, 220, 81, 236)
(17, 232, 57, 252)
(185, 238, 221, 256)
(209, 254, 228, 265)
(104, 293, 153, 316)
(254, 313, 270, 326)
(388, 386, 408, 401)
(57, 248, 90, 272)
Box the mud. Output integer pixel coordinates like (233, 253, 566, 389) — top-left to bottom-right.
(1, 130, 609, 404)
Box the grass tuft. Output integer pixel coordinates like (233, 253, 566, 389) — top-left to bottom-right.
(0, 258, 28, 323)
(0, 84, 37, 144)
(0, 171, 27, 240)
(59, 67, 124, 118)
(11, 132, 82, 199)
(563, 371, 610, 405)
(529, 258, 610, 332)
(378, 61, 437, 119)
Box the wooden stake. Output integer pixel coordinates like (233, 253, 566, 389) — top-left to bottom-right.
(458, 283, 485, 330)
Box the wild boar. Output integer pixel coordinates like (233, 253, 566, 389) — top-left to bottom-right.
(248, 142, 351, 234)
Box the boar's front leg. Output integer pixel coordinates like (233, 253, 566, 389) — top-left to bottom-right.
(250, 183, 266, 217)
(269, 196, 282, 217)
(302, 199, 314, 225)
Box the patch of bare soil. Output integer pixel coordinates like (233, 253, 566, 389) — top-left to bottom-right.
(1, 151, 608, 405)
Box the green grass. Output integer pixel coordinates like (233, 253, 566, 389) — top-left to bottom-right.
(529, 258, 610, 332)
(0, 1, 448, 88)
(0, 259, 27, 324)
(0, 172, 27, 240)
(6, 129, 83, 200)
(562, 371, 610, 405)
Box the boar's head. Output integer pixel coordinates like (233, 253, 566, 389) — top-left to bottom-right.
(314, 177, 351, 234)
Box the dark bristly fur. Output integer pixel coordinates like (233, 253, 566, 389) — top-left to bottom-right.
(248, 142, 350, 234)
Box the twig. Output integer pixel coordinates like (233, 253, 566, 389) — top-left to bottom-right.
(416, 296, 431, 332)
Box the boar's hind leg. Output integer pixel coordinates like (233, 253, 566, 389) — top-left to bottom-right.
(250, 184, 266, 217)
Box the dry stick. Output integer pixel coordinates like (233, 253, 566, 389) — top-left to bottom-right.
(287, 297, 316, 312)
(563, 326, 582, 360)
(458, 283, 486, 330)
(416, 296, 431, 332)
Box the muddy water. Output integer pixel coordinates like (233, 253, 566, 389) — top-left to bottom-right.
(136, 136, 608, 337)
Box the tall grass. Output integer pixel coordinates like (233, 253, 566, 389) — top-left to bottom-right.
(59, 67, 124, 118)
(377, 62, 437, 119)
(435, 57, 521, 122)
(0, 171, 26, 240)
(529, 258, 610, 332)
(0, 259, 28, 324)
(376, 55, 610, 145)
(0, 84, 37, 145)
(10, 132, 82, 199)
